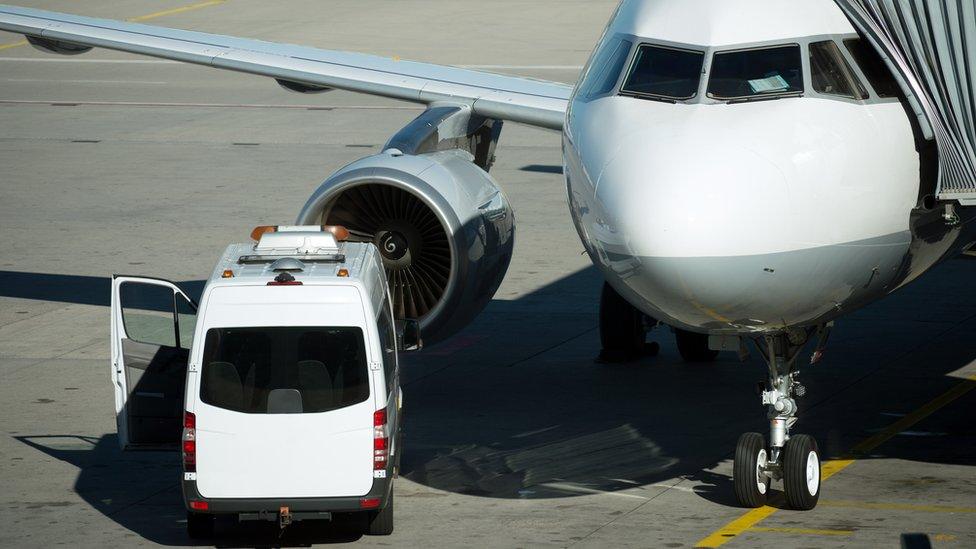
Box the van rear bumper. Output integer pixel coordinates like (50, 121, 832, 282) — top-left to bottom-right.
(181, 477, 391, 514)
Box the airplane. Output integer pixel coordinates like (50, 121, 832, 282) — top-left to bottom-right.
(2, 0, 974, 512)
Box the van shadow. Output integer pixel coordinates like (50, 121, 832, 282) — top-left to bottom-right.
(15, 434, 363, 546)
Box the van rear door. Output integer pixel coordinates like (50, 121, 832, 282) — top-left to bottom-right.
(110, 276, 197, 449)
(193, 309, 376, 498)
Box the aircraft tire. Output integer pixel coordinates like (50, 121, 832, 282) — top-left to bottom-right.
(598, 281, 646, 362)
(783, 435, 821, 510)
(674, 329, 718, 362)
(733, 432, 769, 508)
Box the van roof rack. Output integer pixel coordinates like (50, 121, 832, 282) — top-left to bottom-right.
(239, 225, 347, 264)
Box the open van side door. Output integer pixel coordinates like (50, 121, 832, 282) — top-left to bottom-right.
(110, 276, 197, 450)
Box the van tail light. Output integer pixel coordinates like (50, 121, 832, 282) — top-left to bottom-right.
(373, 408, 388, 471)
(360, 498, 381, 509)
(183, 411, 196, 472)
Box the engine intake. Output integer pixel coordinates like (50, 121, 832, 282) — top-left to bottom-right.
(327, 183, 451, 319)
(297, 149, 514, 344)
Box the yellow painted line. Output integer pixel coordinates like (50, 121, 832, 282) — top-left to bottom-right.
(751, 526, 853, 536)
(695, 374, 976, 548)
(820, 500, 976, 514)
(695, 506, 779, 547)
(0, 39, 28, 51)
(127, 0, 226, 23)
(0, 0, 226, 53)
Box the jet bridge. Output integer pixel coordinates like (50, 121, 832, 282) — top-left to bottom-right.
(835, 0, 976, 205)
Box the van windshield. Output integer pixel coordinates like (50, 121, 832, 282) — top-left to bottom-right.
(200, 326, 369, 414)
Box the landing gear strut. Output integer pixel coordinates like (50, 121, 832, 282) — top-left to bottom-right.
(598, 282, 658, 362)
(733, 330, 825, 510)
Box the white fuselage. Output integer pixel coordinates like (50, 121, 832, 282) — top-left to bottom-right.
(561, 0, 929, 334)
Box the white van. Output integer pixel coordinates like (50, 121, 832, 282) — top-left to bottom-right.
(109, 225, 420, 538)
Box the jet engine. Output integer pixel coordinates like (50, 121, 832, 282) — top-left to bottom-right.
(296, 106, 514, 343)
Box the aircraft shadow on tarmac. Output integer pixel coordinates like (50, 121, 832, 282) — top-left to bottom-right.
(6, 257, 976, 544)
(399, 258, 976, 507)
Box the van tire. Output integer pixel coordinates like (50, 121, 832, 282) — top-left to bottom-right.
(366, 492, 394, 535)
(186, 512, 214, 539)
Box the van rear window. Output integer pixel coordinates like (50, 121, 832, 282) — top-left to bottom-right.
(200, 327, 369, 414)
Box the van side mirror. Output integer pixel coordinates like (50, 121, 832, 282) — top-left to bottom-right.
(397, 319, 422, 352)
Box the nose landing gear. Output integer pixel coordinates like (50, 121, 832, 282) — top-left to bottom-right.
(733, 330, 826, 510)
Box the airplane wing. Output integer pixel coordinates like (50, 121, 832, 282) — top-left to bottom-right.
(0, 4, 571, 130)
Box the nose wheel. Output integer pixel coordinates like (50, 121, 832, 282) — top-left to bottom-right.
(733, 432, 770, 507)
(732, 329, 828, 510)
(783, 434, 821, 510)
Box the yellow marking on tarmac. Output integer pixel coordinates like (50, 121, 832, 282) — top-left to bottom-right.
(820, 500, 976, 514)
(0, 0, 226, 53)
(695, 374, 976, 548)
(0, 39, 28, 51)
(695, 506, 778, 547)
(751, 526, 853, 536)
(127, 0, 226, 23)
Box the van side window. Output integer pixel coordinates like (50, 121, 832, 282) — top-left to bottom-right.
(119, 282, 177, 348)
(377, 303, 397, 394)
(200, 327, 369, 414)
(809, 40, 868, 100)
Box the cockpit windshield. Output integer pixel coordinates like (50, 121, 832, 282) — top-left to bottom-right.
(707, 45, 803, 101)
(620, 44, 704, 101)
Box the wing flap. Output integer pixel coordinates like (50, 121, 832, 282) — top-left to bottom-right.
(0, 4, 570, 129)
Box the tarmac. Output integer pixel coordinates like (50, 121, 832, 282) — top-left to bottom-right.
(1, 1, 974, 547)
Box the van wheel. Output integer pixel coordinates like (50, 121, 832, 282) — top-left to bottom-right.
(186, 512, 214, 539)
(366, 492, 394, 535)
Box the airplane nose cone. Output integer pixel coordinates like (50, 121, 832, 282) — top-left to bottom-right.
(590, 136, 807, 330)
(594, 135, 793, 259)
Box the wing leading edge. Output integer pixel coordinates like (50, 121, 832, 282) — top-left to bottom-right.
(0, 4, 570, 130)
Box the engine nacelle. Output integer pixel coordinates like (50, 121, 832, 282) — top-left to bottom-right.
(297, 148, 514, 344)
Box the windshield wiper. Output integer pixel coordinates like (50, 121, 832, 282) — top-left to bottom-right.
(727, 91, 803, 104)
(619, 92, 678, 104)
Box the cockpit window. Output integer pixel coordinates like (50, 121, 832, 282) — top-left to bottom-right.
(809, 40, 868, 99)
(844, 38, 901, 98)
(580, 37, 633, 99)
(707, 44, 803, 100)
(620, 44, 704, 101)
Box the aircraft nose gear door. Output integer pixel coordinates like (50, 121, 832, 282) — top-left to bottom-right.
(110, 276, 197, 450)
(733, 330, 823, 510)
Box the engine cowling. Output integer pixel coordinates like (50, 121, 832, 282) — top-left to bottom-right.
(296, 148, 514, 344)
